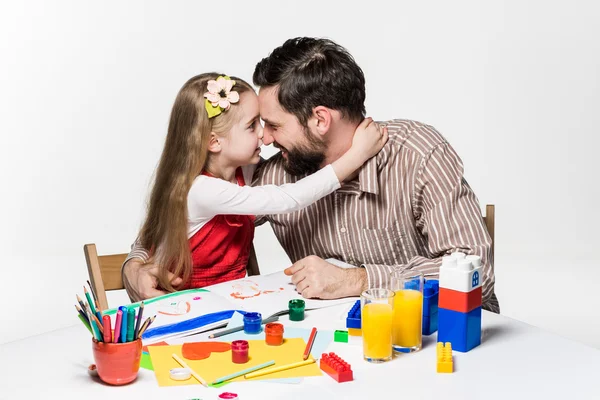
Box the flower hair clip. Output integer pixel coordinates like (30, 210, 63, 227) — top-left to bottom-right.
(203, 76, 240, 119)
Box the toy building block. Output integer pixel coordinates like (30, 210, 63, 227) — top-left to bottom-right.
(438, 307, 481, 352)
(439, 256, 482, 293)
(423, 279, 439, 335)
(439, 286, 482, 313)
(436, 342, 453, 373)
(346, 300, 361, 336)
(438, 256, 482, 352)
(320, 352, 353, 383)
(334, 330, 349, 343)
(423, 312, 439, 336)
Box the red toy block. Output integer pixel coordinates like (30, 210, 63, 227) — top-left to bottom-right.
(320, 352, 353, 383)
(439, 286, 482, 313)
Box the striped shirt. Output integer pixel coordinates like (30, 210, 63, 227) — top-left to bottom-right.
(126, 119, 499, 313)
(252, 119, 499, 313)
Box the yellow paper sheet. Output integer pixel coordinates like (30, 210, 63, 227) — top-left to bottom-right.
(148, 338, 322, 386)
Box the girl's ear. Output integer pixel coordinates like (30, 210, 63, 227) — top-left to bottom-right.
(208, 132, 221, 153)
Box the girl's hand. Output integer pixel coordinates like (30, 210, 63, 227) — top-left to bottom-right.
(350, 117, 388, 162)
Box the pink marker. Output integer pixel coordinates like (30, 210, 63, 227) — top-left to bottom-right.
(114, 310, 123, 344)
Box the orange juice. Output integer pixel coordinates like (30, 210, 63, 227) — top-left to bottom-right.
(392, 289, 423, 350)
(362, 302, 393, 360)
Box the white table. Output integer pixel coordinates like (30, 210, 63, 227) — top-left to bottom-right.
(1, 305, 599, 400)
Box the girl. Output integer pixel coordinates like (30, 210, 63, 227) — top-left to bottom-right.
(138, 73, 387, 292)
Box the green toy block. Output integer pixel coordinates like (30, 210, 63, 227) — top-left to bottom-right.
(334, 330, 349, 343)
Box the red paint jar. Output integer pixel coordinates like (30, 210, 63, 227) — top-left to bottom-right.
(265, 323, 284, 346)
(231, 340, 249, 364)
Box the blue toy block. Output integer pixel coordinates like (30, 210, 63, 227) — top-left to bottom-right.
(423, 311, 438, 336)
(421, 279, 439, 335)
(346, 300, 361, 329)
(423, 279, 439, 317)
(437, 306, 481, 352)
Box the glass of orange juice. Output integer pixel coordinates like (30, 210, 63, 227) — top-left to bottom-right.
(361, 288, 395, 363)
(391, 270, 423, 354)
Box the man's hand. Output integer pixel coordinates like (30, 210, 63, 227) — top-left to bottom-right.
(283, 255, 367, 299)
(122, 258, 183, 302)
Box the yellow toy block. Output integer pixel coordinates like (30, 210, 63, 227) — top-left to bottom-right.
(437, 342, 453, 373)
(348, 328, 362, 336)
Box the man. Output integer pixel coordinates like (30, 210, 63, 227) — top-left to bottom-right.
(124, 37, 499, 312)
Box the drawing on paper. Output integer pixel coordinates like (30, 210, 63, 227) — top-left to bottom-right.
(229, 279, 285, 300)
(157, 300, 192, 316)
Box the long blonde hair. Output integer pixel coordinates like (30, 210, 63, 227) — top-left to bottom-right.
(139, 73, 253, 292)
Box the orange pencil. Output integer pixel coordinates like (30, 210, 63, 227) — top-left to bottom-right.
(303, 327, 317, 360)
(136, 317, 151, 338)
(138, 315, 156, 338)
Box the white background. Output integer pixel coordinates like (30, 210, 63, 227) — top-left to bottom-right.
(1, 1, 598, 348)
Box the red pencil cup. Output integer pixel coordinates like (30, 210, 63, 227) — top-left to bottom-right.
(91, 338, 142, 385)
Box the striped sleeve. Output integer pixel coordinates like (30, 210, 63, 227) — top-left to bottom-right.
(123, 237, 150, 266)
(363, 142, 499, 313)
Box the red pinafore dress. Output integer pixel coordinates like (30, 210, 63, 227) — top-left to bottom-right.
(185, 168, 255, 288)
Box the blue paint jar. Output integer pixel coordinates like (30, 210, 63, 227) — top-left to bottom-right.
(243, 312, 262, 334)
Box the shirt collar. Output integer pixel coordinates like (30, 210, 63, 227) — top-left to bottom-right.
(357, 155, 380, 195)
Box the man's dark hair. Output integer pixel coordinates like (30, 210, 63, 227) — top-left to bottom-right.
(253, 37, 366, 126)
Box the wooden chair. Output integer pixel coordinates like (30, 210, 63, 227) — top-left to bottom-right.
(84, 244, 127, 312)
(482, 204, 495, 258)
(84, 243, 262, 312)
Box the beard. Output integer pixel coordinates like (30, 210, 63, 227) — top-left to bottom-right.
(279, 128, 327, 176)
(283, 146, 326, 176)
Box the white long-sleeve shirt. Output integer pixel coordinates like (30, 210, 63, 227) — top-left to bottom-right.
(186, 164, 340, 237)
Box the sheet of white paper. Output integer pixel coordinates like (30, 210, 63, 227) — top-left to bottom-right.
(205, 271, 358, 318)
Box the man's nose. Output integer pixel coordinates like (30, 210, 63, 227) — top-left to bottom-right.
(262, 128, 274, 145)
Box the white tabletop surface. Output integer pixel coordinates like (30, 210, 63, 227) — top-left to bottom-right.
(1, 304, 599, 400)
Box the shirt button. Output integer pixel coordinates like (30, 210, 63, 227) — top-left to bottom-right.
(340, 227, 347, 233)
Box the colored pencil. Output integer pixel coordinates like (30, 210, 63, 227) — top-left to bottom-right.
(245, 359, 315, 379)
(114, 310, 123, 344)
(303, 327, 317, 360)
(91, 313, 103, 330)
(75, 305, 89, 323)
(136, 317, 150, 338)
(84, 286, 97, 316)
(208, 315, 280, 339)
(102, 315, 112, 343)
(213, 360, 276, 384)
(88, 309, 102, 341)
(138, 315, 156, 338)
(87, 280, 98, 304)
(95, 311, 103, 327)
(172, 353, 208, 387)
(77, 314, 92, 335)
(76, 294, 87, 312)
(134, 302, 144, 340)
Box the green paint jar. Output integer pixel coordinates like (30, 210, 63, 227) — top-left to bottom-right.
(288, 299, 305, 321)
